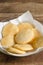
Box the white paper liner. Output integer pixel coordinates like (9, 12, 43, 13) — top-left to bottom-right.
(0, 11, 43, 57)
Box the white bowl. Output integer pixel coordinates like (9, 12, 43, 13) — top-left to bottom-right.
(0, 11, 43, 57)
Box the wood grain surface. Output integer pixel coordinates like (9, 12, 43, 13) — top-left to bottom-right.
(0, 0, 43, 65)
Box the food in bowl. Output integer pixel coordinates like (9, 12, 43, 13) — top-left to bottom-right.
(2, 23, 19, 37)
(15, 29, 35, 44)
(32, 36, 43, 48)
(14, 44, 33, 51)
(7, 47, 26, 54)
(1, 35, 14, 48)
(18, 23, 34, 31)
(1, 22, 42, 54)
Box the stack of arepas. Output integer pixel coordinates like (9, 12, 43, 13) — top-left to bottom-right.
(1, 22, 41, 54)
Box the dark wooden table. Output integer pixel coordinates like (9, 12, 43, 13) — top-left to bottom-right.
(0, 0, 43, 65)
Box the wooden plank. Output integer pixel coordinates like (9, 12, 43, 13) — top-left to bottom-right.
(0, 2, 43, 14)
(0, 51, 43, 65)
(0, 0, 43, 3)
